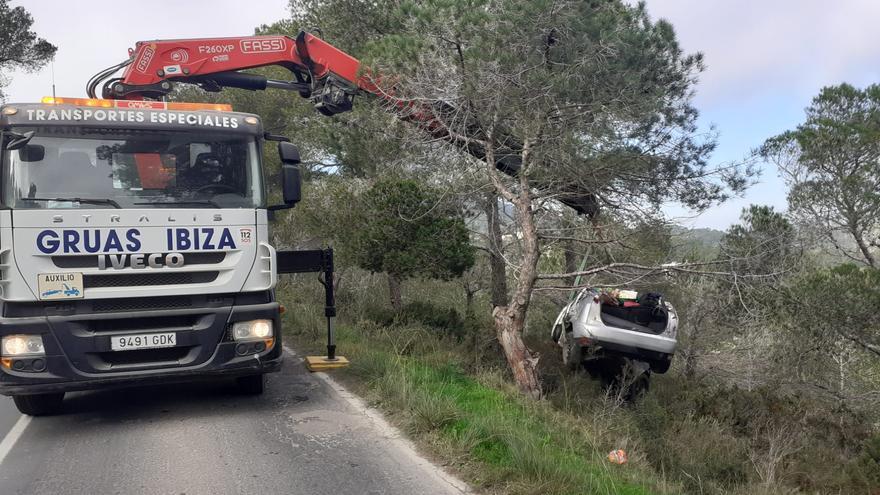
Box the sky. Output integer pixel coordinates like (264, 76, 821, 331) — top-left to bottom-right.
(5, 0, 880, 230)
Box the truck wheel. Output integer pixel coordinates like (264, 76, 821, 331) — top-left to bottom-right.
(13, 392, 65, 416)
(235, 374, 265, 395)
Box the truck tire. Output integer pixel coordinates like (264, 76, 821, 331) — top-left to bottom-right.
(13, 392, 65, 416)
(235, 374, 265, 395)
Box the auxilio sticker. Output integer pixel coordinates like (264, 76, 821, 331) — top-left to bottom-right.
(38, 272, 83, 300)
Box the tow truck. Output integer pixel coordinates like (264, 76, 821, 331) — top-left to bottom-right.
(0, 31, 600, 416)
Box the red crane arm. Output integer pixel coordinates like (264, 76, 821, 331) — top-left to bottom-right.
(120, 33, 360, 86)
(91, 31, 596, 215)
(96, 31, 379, 116)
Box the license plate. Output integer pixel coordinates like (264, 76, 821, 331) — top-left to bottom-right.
(110, 333, 177, 351)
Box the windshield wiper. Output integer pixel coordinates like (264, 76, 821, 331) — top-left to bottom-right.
(133, 199, 221, 208)
(22, 197, 122, 209)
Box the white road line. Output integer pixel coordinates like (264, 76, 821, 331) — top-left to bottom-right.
(0, 414, 30, 466)
(282, 346, 471, 494)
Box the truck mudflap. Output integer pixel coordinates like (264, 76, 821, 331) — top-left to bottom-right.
(0, 293, 282, 396)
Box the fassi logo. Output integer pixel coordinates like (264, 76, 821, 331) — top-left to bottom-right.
(136, 45, 155, 73)
(240, 38, 285, 54)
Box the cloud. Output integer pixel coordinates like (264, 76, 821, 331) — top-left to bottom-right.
(643, 0, 880, 105)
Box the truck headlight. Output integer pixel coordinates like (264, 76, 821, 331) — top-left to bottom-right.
(231, 320, 273, 341)
(2, 335, 45, 357)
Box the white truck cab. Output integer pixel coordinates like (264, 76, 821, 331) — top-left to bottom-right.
(0, 98, 302, 415)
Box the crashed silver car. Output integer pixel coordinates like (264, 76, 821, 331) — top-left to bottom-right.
(551, 288, 678, 374)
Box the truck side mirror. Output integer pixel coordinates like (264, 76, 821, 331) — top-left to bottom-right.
(269, 142, 302, 210)
(18, 144, 45, 162)
(278, 142, 301, 165)
(281, 164, 301, 206)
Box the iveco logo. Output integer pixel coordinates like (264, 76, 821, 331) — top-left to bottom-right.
(98, 253, 185, 270)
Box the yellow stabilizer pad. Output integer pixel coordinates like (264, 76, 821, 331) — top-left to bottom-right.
(305, 355, 350, 372)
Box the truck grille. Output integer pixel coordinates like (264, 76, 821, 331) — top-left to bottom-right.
(85, 314, 202, 333)
(83, 271, 219, 288)
(52, 252, 225, 269)
(92, 296, 194, 313)
(94, 347, 192, 367)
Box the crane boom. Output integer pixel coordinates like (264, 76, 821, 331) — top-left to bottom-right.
(92, 30, 597, 216)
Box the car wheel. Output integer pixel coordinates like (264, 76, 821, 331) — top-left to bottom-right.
(13, 392, 65, 416)
(235, 374, 265, 395)
(561, 332, 583, 371)
(623, 372, 651, 402)
(650, 356, 672, 374)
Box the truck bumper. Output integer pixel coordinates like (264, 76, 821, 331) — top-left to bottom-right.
(0, 292, 282, 396)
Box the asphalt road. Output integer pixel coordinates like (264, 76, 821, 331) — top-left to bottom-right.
(0, 349, 469, 495)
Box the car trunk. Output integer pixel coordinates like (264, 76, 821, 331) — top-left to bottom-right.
(599, 303, 668, 335)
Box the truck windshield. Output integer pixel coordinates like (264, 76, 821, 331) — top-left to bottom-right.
(2, 126, 263, 209)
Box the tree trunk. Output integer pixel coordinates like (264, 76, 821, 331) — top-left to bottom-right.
(483, 136, 542, 399)
(563, 238, 578, 288)
(682, 341, 699, 379)
(483, 190, 509, 307)
(493, 307, 542, 399)
(388, 273, 403, 312)
(465, 288, 481, 367)
(491, 188, 542, 399)
(851, 228, 877, 268)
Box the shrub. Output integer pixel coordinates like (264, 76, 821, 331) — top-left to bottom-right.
(401, 301, 463, 335)
(844, 434, 880, 492)
(653, 416, 749, 492)
(364, 300, 464, 338)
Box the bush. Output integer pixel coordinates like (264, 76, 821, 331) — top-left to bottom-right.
(843, 434, 880, 492)
(363, 305, 397, 327)
(364, 300, 464, 338)
(635, 391, 750, 493)
(402, 301, 463, 335)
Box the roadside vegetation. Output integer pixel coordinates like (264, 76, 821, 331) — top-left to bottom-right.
(281, 257, 879, 494)
(172, 0, 880, 492)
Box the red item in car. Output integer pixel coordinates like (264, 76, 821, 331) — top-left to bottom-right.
(623, 301, 640, 308)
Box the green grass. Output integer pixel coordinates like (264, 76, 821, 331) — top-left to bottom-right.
(283, 309, 667, 495)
